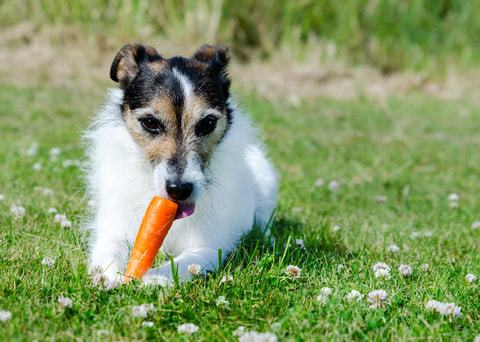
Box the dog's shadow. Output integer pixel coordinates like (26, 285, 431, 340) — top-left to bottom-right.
(223, 214, 355, 271)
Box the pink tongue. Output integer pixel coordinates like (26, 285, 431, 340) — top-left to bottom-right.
(175, 202, 195, 219)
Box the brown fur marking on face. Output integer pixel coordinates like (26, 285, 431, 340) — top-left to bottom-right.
(123, 106, 177, 163)
(124, 92, 228, 166)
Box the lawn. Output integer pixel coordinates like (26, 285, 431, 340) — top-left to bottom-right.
(0, 83, 479, 340)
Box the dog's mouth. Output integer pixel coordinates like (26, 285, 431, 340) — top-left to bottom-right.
(175, 202, 195, 219)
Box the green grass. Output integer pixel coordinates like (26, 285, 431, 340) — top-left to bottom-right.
(0, 83, 479, 340)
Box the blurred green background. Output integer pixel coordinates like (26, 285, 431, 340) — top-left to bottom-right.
(1, 0, 479, 73)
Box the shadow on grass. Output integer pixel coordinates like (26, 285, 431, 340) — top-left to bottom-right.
(223, 213, 356, 271)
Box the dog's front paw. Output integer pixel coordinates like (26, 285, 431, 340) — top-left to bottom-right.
(142, 269, 173, 287)
(89, 265, 124, 290)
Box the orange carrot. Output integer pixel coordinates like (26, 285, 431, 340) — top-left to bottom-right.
(124, 196, 178, 280)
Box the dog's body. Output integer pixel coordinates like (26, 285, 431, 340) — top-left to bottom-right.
(84, 44, 277, 287)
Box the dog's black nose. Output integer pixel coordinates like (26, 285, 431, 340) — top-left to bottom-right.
(165, 180, 193, 201)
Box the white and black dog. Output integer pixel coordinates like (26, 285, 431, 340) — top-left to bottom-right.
(84, 44, 278, 287)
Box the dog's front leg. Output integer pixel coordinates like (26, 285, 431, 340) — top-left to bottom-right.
(89, 233, 127, 288)
(142, 246, 220, 286)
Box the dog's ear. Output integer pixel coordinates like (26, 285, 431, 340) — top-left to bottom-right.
(193, 45, 231, 97)
(192, 45, 230, 70)
(110, 44, 161, 86)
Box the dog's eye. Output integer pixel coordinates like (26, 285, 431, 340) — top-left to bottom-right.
(139, 116, 165, 134)
(195, 115, 218, 136)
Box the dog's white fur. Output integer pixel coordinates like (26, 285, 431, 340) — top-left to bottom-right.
(84, 86, 277, 287)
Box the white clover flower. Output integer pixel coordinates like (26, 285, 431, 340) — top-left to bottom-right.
(386, 244, 400, 253)
(220, 275, 234, 284)
(425, 300, 462, 318)
(373, 262, 391, 272)
(471, 221, 480, 230)
(0, 310, 12, 322)
(376, 195, 388, 203)
(54, 213, 72, 228)
(398, 264, 413, 277)
(316, 287, 333, 304)
(177, 323, 199, 335)
(26, 142, 39, 156)
(466, 273, 477, 283)
(49, 147, 61, 157)
(233, 326, 247, 337)
(131, 304, 154, 318)
(420, 263, 430, 271)
(215, 296, 229, 308)
(0, 194, 5, 202)
(448, 193, 459, 202)
(314, 178, 324, 187)
(320, 287, 333, 296)
(295, 239, 304, 249)
(368, 290, 388, 308)
(58, 295, 73, 309)
(10, 205, 25, 218)
(439, 303, 462, 317)
(47, 207, 58, 214)
(239, 331, 277, 342)
(373, 262, 391, 279)
(448, 193, 459, 206)
(60, 219, 72, 229)
(54, 213, 67, 223)
(142, 321, 154, 327)
(375, 269, 391, 279)
(425, 300, 443, 311)
(328, 180, 340, 192)
(32, 162, 42, 171)
(346, 290, 364, 302)
(285, 265, 301, 278)
(41, 256, 55, 267)
(187, 264, 201, 276)
(474, 336, 480, 342)
(332, 224, 341, 233)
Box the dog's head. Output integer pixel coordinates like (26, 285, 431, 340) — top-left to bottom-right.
(110, 44, 232, 218)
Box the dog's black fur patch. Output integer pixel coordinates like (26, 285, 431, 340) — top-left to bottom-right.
(112, 44, 232, 125)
